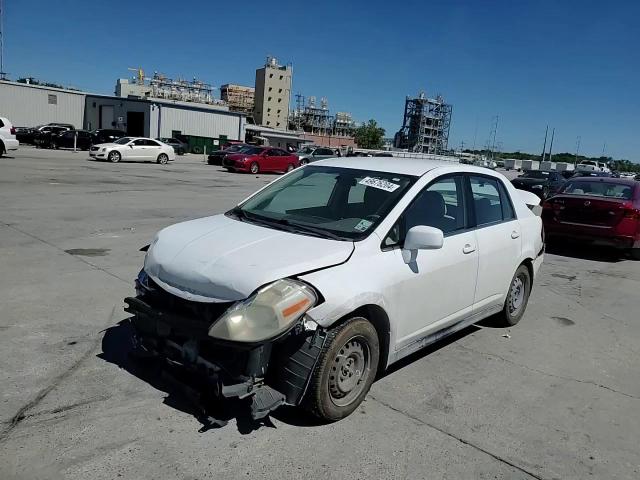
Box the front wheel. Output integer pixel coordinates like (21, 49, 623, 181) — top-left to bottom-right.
(304, 317, 379, 422)
(157, 153, 169, 164)
(299, 158, 309, 165)
(495, 264, 531, 327)
(108, 151, 121, 163)
(286, 164, 295, 172)
(250, 162, 259, 174)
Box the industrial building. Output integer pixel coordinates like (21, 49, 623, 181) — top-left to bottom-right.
(253, 57, 292, 130)
(289, 95, 357, 148)
(394, 92, 452, 154)
(220, 84, 255, 115)
(0, 80, 85, 128)
(0, 79, 246, 153)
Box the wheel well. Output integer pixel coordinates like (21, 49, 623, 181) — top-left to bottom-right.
(334, 304, 390, 375)
(0, 140, 5, 153)
(521, 258, 534, 281)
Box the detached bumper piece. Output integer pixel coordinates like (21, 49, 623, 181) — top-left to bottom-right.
(124, 294, 325, 420)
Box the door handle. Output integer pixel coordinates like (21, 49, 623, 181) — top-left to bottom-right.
(463, 244, 476, 254)
(511, 231, 520, 239)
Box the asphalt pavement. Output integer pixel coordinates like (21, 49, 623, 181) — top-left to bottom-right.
(1, 148, 638, 479)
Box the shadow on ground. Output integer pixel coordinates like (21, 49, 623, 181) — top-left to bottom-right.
(98, 319, 481, 434)
(545, 240, 626, 263)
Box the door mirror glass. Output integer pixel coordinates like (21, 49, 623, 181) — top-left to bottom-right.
(401, 226, 443, 263)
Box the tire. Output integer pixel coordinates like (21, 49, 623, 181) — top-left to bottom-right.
(304, 317, 379, 422)
(286, 164, 295, 172)
(300, 158, 309, 165)
(108, 151, 121, 163)
(630, 249, 640, 261)
(51, 141, 58, 150)
(157, 153, 169, 164)
(495, 264, 532, 327)
(192, 146, 203, 154)
(0, 141, 5, 156)
(250, 162, 259, 174)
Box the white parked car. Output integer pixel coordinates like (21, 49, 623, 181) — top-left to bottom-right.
(89, 136, 175, 164)
(0, 116, 20, 155)
(126, 158, 544, 422)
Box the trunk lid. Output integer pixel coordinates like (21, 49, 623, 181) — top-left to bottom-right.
(549, 195, 629, 227)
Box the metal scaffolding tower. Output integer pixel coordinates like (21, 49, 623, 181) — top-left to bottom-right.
(394, 92, 452, 154)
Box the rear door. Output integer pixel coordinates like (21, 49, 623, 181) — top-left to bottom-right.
(143, 139, 162, 160)
(469, 174, 522, 312)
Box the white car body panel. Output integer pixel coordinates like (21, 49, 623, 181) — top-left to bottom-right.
(0, 116, 19, 151)
(144, 214, 353, 303)
(142, 159, 544, 367)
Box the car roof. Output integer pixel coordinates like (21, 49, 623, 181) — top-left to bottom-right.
(315, 157, 468, 176)
(567, 176, 637, 186)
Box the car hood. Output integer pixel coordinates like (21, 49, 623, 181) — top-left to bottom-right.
(144, 214, 354, 303)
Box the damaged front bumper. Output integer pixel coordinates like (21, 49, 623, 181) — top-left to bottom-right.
(124, 279, 326, 419)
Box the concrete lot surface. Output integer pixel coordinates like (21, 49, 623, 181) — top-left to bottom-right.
(1, 148, 639, 479)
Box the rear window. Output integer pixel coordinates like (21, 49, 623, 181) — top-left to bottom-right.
(562, 181, 633, 200)
(0, 119, 4, 128)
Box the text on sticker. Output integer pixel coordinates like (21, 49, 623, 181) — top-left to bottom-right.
(358, 177, 400, 192)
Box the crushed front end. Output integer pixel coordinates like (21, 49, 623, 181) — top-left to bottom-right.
(124, 270, 326, 420)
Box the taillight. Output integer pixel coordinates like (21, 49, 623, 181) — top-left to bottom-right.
(10, 127, 16, 135)
(622, 203, 639, 219)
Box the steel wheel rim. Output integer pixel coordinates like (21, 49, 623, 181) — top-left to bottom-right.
(328, 335, 371, 407)
(509, 275, 526, 313)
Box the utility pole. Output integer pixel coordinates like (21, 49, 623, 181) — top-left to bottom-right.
(574, 136, 581, 166)
(0, 0, 6, 80)
(601, 142, 607, 157)
(548, 128, 555, 162)
(472, 117, 478, 151)
(540, 125, 548, 161)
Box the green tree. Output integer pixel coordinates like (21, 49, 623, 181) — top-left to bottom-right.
(354, 119, 385, 149)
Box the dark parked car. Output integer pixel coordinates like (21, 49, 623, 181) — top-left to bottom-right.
(207, 144, 250, 165)
(51, 130, 93, 150)
(511, 170, 566, 199)
(33, 125, 73, 148)
(542, 177, 640, 258)
(571, 171, 612, 178)
(91, 129, 126, 145)
(157, 137, 188, 155)
(223, 147, 300, 173)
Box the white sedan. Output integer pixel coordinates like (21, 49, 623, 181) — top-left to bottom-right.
(126, 158, 544, 422)
(89, 136, 175, 164)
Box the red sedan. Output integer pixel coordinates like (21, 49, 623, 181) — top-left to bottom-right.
(542, 177, 640, 259)
(222, 146, 300, 174)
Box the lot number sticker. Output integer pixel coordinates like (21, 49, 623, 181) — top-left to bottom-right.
(358, 177, 400, 192)
(354, 219, 373, 232)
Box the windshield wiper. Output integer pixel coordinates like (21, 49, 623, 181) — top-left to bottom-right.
(271, 218, 347, 241)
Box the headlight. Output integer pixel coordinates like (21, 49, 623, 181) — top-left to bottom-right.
(101, 147, 106, 152)
(208, 279, 317, 343)
(531, 184, 543, 189)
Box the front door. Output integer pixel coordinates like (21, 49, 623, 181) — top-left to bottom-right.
(382, 175, 479, 350)
(468, 175, 522, 312)
(127, 139, 147, 160)
(263, 149, 280, 172)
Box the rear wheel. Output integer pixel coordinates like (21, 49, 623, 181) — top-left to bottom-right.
(108, 151, 121, 163)
(157, 153, 169, 164)
(250, 162, 259, 174)
(286, 164, 295, 172)
(304, 317, 379, 422)
(300, 158, 309, 165)
(495, 264, 531, 327)
(0, 141, 5, 156)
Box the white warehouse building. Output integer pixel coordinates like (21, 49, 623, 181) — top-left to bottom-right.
(0, 80, 85, 128)
(0, 80, 246, 152)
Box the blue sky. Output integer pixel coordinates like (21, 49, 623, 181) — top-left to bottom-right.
(5, 0, 639, 160)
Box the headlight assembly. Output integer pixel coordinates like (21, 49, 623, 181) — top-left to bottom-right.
(208, 279, 317, 343)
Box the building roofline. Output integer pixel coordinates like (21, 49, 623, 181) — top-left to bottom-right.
(0, 79, 89, 96)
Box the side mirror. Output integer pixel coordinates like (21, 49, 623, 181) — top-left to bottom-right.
(401, 226, 444, 264)
(129, 144, 134, 148)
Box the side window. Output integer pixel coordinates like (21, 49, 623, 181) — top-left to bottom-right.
(469, 176, 505, 226)
(0, 119, 4, 128)
(146, 140, 161, 147)
(383, 176, 466, 247)
(133, 139, 146, 146)
(498, 181, 516, 220)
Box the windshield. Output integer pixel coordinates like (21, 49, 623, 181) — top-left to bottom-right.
(239, 146, 264, 155)
(522, 171, 550, 179)
(115, 137, 133, 145)
(561, 181, 633, 199)
(231, 165, 417, 240)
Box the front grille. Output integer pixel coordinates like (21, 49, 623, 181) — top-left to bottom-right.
(143, 277, 233, 325)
